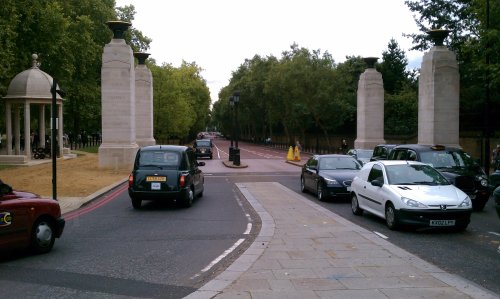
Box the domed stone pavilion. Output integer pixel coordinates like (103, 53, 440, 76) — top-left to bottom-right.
(1, 54, 64, 164)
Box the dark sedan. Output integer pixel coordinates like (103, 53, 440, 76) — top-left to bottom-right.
(128, 145, 205, 209)
(301, 154, 362, 201)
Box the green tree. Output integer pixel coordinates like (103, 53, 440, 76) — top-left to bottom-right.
(379, 39, 410, 94)
(151, 62, 210, 143)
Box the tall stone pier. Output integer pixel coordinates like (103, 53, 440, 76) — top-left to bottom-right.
(134, 52, 156, 147)
(99, 21, 139, 169)
(354, 57, 385, 149)
(418, 29, 460, 147)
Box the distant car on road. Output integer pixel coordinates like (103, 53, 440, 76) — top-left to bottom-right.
(388, 144, 490, 211)
(347, 148, 374, 165)
(128, 145, 205, 209)
(193, 139, 213, 159)
(351, 160, 472, 231)
(0, 181, 65, 254)
(301, 154, 362, 201)
(370, 144, 397, 161)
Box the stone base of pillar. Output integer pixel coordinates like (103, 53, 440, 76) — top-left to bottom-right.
(354, 138, 386, 150)
(136, 138, 156, 148)
(98, 143, 139, 169)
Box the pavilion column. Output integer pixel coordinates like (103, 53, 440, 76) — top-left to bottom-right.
(6, 103, 12, 155)
(40, 105, 46, 148)
(13, 105, 20, 155)
(24, 101, 31, 160)
(58, 103, 63, 156)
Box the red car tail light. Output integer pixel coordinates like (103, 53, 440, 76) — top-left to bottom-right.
(179, 174, 186, 188)
(128, 174, 134, 187)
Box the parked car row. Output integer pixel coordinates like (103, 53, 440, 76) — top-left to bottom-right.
(308, 143, 496, 231)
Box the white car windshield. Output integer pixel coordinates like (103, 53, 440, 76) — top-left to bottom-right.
(386, 164, 450, 186)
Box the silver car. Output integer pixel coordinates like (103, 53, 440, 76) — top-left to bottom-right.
(350, 160, 472, 231)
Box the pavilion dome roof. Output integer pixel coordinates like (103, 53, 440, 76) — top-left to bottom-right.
(3, 54, 63, 100)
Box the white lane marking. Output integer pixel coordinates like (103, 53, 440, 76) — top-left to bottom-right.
(374, 231, 388, 239)
(191, 238, 245, 279)
(243, 223, 252, 235)
(488, 231, 500, 237)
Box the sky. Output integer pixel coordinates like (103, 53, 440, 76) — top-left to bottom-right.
(115, 0, 423, 103)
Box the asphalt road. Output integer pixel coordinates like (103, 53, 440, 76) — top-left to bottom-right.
(0, 168, 260, 298)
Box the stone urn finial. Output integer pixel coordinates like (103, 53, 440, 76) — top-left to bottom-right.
(106, 20, 132, 39)
(134, 52, 150, 65)
(427, 29, 450, 47)
(31, 53, 39, 68)
(363, 57, 379, 69)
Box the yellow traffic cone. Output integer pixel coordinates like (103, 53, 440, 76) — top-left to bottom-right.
(294, 146, 301, 161)
(287, 146, 294, 161)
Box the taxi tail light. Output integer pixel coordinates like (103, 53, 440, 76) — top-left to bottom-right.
(128, 174, 134, 187)
(179, 175, 186, 188)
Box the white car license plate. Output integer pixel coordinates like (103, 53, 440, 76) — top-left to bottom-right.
(430, 220, 455, 226)
(151, 182, 161, 190)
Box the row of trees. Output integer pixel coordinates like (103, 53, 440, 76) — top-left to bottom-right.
(211, 41, 417, 149)
(212, 0, 499, 148)
(0, 1, 210, 143)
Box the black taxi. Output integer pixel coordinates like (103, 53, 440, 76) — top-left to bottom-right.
(128, 145, 205, 209)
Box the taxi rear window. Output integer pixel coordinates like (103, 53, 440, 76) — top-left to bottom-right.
(139, 151, 180, 166)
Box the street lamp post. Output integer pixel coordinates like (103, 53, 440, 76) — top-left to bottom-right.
(228, 96, 234, 162)
(233, 91, 240, 166)
(50, 78, 65, 201)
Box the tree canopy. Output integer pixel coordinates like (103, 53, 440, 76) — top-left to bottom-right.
(0, 1, 211, 143)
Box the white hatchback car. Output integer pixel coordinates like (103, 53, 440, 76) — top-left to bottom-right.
(351, 160, 472, 230)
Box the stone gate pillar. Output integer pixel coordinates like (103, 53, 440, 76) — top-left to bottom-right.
(134, 52, 156, 147)
(418, 29, 460, 147)
(99, 21, 139, 169)
(354, 57, 385, 149)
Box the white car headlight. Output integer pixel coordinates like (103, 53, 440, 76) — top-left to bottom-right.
(458, 196, 472, 208)
(324, 178, 339, 185)
(402, 197, 427, 208)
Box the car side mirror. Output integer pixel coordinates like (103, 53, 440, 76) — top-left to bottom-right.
(371, 179, 383, 187)
(197, 161, 205, 166)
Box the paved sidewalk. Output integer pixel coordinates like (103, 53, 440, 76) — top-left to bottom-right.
(186, 182, 498, 299)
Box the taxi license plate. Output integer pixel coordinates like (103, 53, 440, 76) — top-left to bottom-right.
(146, 176, 166, 182)
(430, 220, 455, 226)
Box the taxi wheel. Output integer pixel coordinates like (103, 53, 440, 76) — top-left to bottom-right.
(131, 197, 142, 209)
(30, 218, 55, 254)
(351, 194, 363, 216)
(183, 188, 194, 208)
(385, 203, 399, 230)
